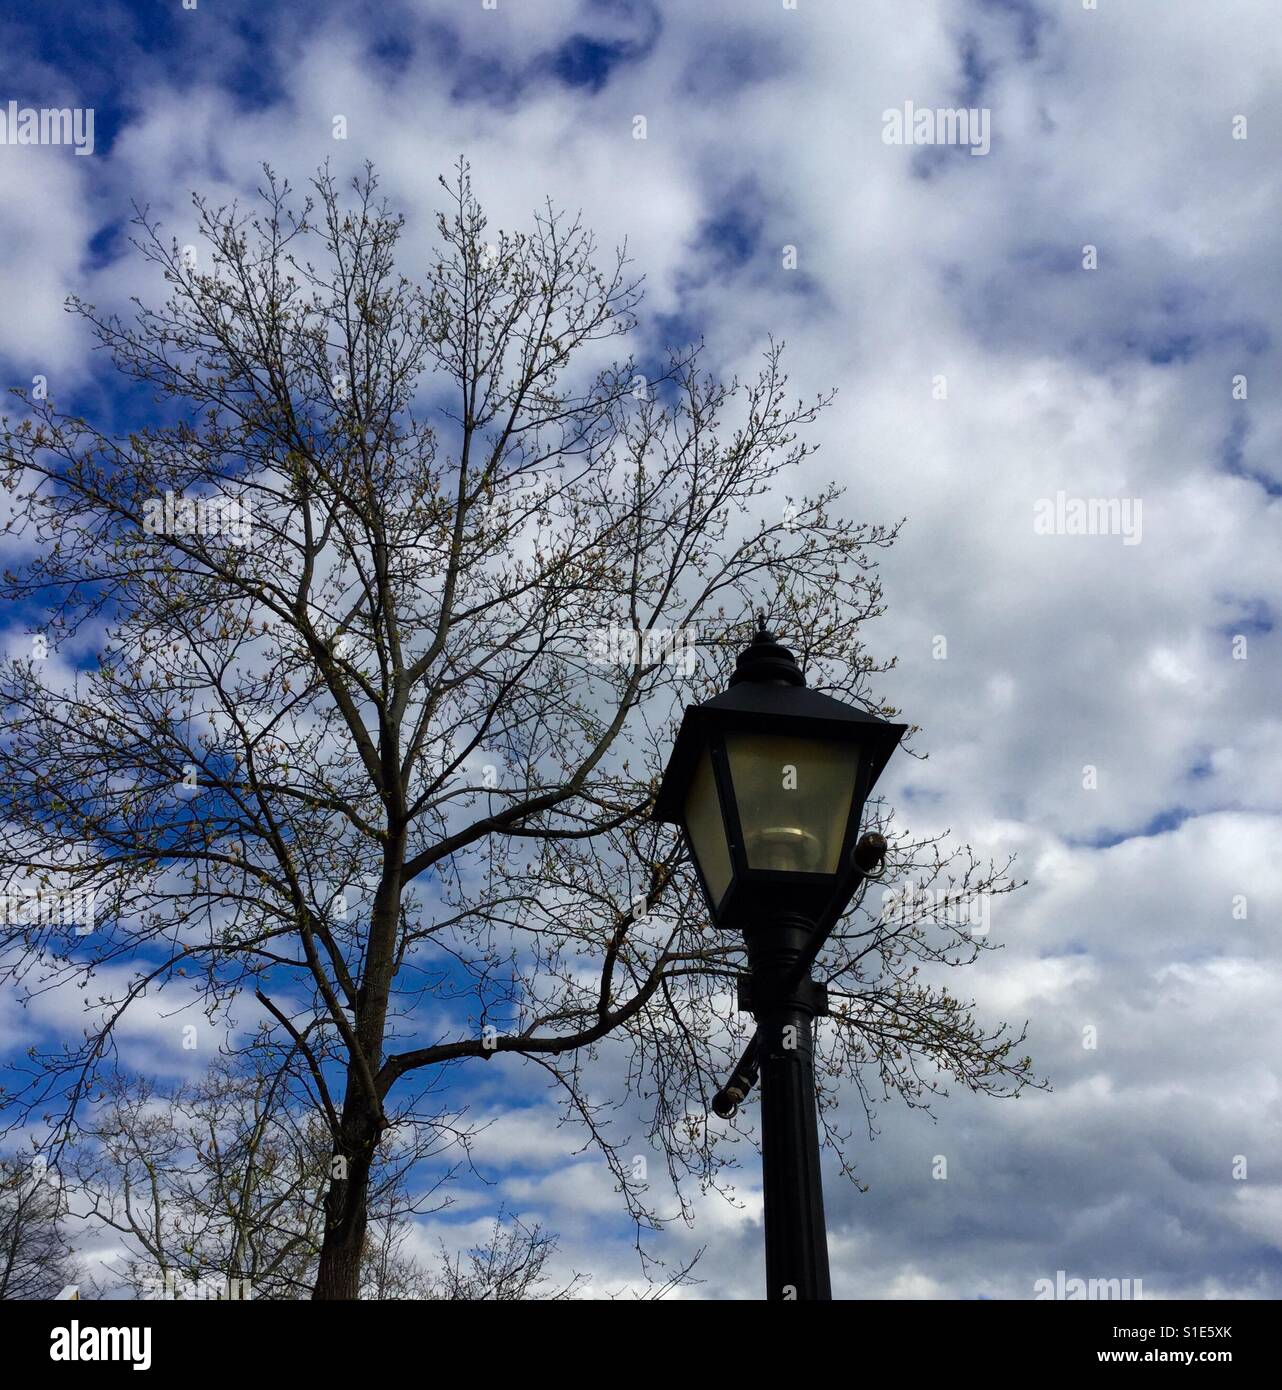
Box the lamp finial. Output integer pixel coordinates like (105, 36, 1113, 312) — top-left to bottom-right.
(730, 616, 805, 687)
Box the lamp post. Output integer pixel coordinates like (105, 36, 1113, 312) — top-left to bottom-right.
(652, 620, 905, 1300)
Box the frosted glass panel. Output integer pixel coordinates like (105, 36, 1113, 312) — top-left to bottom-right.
(683, 747, 733, 907)
(724, 733, 859, 875)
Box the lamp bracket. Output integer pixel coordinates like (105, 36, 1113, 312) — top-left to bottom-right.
(736, 972, 829, 1019)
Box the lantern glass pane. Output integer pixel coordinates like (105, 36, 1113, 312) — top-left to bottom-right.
(683, 746, 733, 908)
(724, 732, 860, 876)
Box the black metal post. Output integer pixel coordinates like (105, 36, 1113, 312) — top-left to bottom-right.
(713, 832, 888, 1121)
(743, 915, 832, 1301)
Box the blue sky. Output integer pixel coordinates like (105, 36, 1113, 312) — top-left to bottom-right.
(2, 0, 1281, 1298)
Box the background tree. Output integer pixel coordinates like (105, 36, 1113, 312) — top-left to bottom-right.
(0, 159, 1038, 1299)
(66, 1057, 453, 1299)
(372, 1208, 588, 1301)
(0, 1156, 83, 1299)
(63, 1061, 594, 1299)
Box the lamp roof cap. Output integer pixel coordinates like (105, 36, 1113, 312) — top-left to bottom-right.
(728, 614, 805, 687)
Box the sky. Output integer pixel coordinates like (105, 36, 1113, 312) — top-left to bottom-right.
(1, 0, 1280, 1299)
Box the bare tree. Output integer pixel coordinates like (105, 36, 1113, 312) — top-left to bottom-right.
(0, 1157, 82, 1299)
(426, 1213, 581, 1300)
(67, 1058, 455, 1300)
(0, 159, 1040, 1299)
(364, 1206, 589, 1301)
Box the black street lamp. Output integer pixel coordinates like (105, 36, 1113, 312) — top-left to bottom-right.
(652, 619, 906, 1300)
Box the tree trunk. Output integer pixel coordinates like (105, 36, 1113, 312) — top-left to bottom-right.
(312, 848, 404, 1299)
(312, 1111, 376, 1299)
